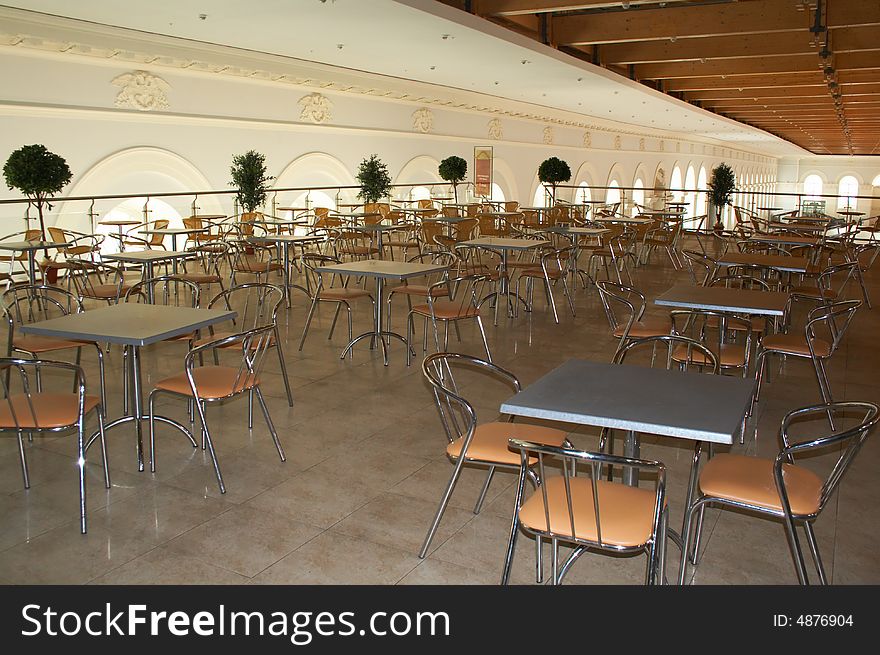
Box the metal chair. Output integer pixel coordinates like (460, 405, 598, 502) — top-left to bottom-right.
(148, 325, 285, 493)
(2, 284, 107, 415)
(228, 240, 284, 287)
(298, 253, 375, 355)
(387, 251, 455, 329)
(0, 357, 108, 533)
(670, 309, 754, 378)
(596, 280, 671, 358)
(406, 274, 492, 365)
(125, 275, 201, 349)
(679, 401, 879, 585)
(67, 258, 130, 306)
(680, 249, 718, 286)
(198, 282, 294, 407)
(178, 241, 231, 305)
(503, 439, 667, 585)
(755, 300, 860, 422)
(515, 246, 576, 324)
(419, 352, 570, 561)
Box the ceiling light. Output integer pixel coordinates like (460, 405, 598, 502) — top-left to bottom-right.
(521, 60, 531, 65)
(441, 34, 453, 40)
(198, 14, 207, 20)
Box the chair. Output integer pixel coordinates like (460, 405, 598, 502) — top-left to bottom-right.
(182, 215, 220, 248)
(595, 280, 671, 358)
(406, 274, 492, 365)
(124, 219, 169, 250)
(2, 284, 107, 415)
(754, 300, 860, 419)
(452, 217, 478, 243)
(419, 352, 570, 559)
(503, 439, 667, 585)
(588, 226, 636, 285)
(67, 258, 130, 306)
(0, 229, 42, 286)
(387, 251, 455, 329)
(515, 246, 576, 324)
(125, 276, 201, 352)
(708, 274, 775, 337)
(46, 227, 102, 267)
(197, 283, 293, 407)
(788, 261, 860, 310)
(148, 325, 285, 493)
(680, 249, 718, 286)
(0, 358, 109, 533)
(679, 401, 879, 585)
(298, 253, 375, 355)
(670, 309, 753, 378)
(178, 242, 231, 305)
(228, 240, 284, 286)
(641, 221, 682, 269)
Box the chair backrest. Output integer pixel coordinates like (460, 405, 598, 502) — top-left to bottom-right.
(185, 241, 230, 276)
(453, 218, 478, 242)
(47, 226, 68, 245)
(670, 309, 753, 370)
(806, 299, 860, 353)
(421, 352, 520, 448)
(681, 249, 718, 286)
(477, 214, 499, 237)
(816, 261, 859, 299)
(505, 201, 519, 212)
(507, 438, 665, 552)
(417, 199, 434, 210)
(185, 324, 275, 397)
(614, 334, 720, 374)
(208, 282, 282, 332)
(0, 357, 87, 431)
(420, 221, 444, 249)
(66, 258, 126, 302)
(300, 252, 346, 296)
(425, 273, 487, 319)
(442, 206, 460, 218)
(405, 251, 455, 287)
(125, 275, 200, 308)
(2, 284, 82, 332)
(595, 280, 646, 335)
(777, 401, 879, 516)
(709, 273, 770, 291)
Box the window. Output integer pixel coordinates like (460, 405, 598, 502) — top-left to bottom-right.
(837, 176, 859, 210)
(872, 174, 880, 187)
(575, 182, 592, 204)
(290, 190, 336, 210)
(670, 167, 683, 202)
(606, 180, 621, 206)
(696, 167, 708, 217)
(533, 183, 551, 207)
(490, 183, 506, 203)
(409, 186, 432, 201)
(803, 174, 823, 200)
(631, 178, 645, 215)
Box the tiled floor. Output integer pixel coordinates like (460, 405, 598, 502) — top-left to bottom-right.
(1, 236, 878, 585)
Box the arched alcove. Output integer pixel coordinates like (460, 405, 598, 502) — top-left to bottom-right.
(275, 152, 356, 209)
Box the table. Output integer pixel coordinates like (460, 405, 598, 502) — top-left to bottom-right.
(331, 212, 381, 225)
(655, 284, 789, 316)
(459, 236, 548, 323)
(715, 252, 809, 275)
(749, 233, 819, 248)
(20, 303, 235, 472)
(346, 223, 401, 255)
(539, 226, 610, 284)
(103, 249, 193, 286)
(139, 227, 206, 251)
(248, 233, 326, 305)
(0, 240, 67, 285)
(501, 358, 754, 487)
(313, 259, 449, 365)
(595, 215, 653, 225)
(99, 219, 141, 250)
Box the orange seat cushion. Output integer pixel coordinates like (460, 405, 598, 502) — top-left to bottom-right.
(519, 476, 661, 548)
(319, 288, 372, 301)
(446, 421, 567, 467)
(612, 316, 671, 339)
(179, 273, 221, 284)
(389, 284, 448, 298)
(83, 284, 130, 299)
(672, 343, 747, 368)
(13, 336, 91, 354)
(412, 300, 480, 320)
(761, 334, 831, 357)
(0, 393, 100, 429)
(154, 366, 258, 399)
(699, 453, 822, 516)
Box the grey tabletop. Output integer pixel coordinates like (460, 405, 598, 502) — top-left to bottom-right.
(99, 220, 140, 226)
(314, 259, 449, 280)
(541, 226, 610, 236)
(423, 216, 469, 223)
(139, 228, 207, 235)
(595, 216, 653, 224)
(749, 234, 818, 246)
(347, 224, 401, 232)
(103, 249, 192, 263)
(0, 240, 66, 251)
(716, 253, 809, 273)
(501, 359, 755, 444)
(460, 237, 549, 250)
(19, 304, 236, 347)
(654, 284, 790, 316)
(248, 234, 325, 243)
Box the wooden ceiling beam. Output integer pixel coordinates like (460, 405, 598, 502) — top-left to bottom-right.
(475, 0, 663, 16)
(685, 83, 880, 100)
(555, 0, 880, 46)
(636, 51, 880, 80)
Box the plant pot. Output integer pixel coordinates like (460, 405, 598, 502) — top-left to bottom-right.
(42, 263, 60, 284)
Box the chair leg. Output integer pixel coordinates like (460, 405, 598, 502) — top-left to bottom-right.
(193, 397, 225, 494)
(473, 466, 495, 514)
(16, 430, 30, 488)
(782, 514, 810, 585)
(77, 415, 87, 534)
(298, 296, 320, 351)
(274, 335, 294, 408)
(95, 407, 110, 489)
(803, 521, 828, 584)
(93, 344, 107, 417)
(148, 389, 159, 473)
(475, 316, 492, 363)
(419, 457, 467, 558)
(255, 386, 285, 461)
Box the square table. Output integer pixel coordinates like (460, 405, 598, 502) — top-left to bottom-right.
(0, 240, 67, 285)
(20, 303, 236, 472)
(139, 227, 207, 251)
(655, 284, 789, 316)
(749, 234, 819, 248)
(313, 259, 450, 365)
(501, 358, 755, 503)
(103, 249, 193, 287)
(248, 233, 327, 305)
(459, 237, 549, 324)
(714, 252, 809, 275)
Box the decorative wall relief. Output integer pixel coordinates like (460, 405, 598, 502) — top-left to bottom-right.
(638, 138, 645, 151)
(111, 70, 170, 111)
(659, 140, 665, 152)
(488, 118, 503, 140)
(542, 126, 553, 144)
(582, 131, 592, 148)
(412, 107, 433, 134)
(614, 135, 622, 150)
(676, 141, 681, 153)
(298, 92, 332, 123)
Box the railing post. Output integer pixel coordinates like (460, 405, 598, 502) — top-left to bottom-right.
(271, 191, 277, 217)
(88, 199, 97, 234)
(143, 196, 151, 222)
(191, 195, 199, 216)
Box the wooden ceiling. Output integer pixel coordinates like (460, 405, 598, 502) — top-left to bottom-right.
(438, 0, 880, 155)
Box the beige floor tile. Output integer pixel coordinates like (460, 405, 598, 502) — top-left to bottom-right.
(90, 546, 250, 584)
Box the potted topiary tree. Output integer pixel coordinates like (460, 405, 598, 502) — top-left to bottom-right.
(357, 154, 392, 204)
(230, 150, 273, 223)
(438, 155, 467, 203)
(3, 144, 72, 242)
(707, 162, 736, 231)
(537, 156, 571, 204)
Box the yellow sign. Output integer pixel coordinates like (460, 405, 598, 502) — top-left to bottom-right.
(474, 147, 493, 198)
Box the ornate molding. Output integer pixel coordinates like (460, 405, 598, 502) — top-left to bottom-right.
(542, 126, 553, 145)
(614, 135, 622, 150)
(488, 118, 503, 140)
(638, 138, 645, 151)
(111, 70, 169, 111)
(412, 107, 433, 134)
(583, 131, 591, 148)
(298, 92, 332, 123)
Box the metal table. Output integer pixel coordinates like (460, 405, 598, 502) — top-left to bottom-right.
(20, 304, 236, 472)
(501, 358, 755, 522)
(714, 253, 809, 274)
(314, 259, 449, 365)
(103, 249, 193, 288)
(247, 233, 326, 305)
(459, 236, 549, 324)
(655, 284, 789, 316)
(0, 240, 67, 285)
(139, 227, 206, 252)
